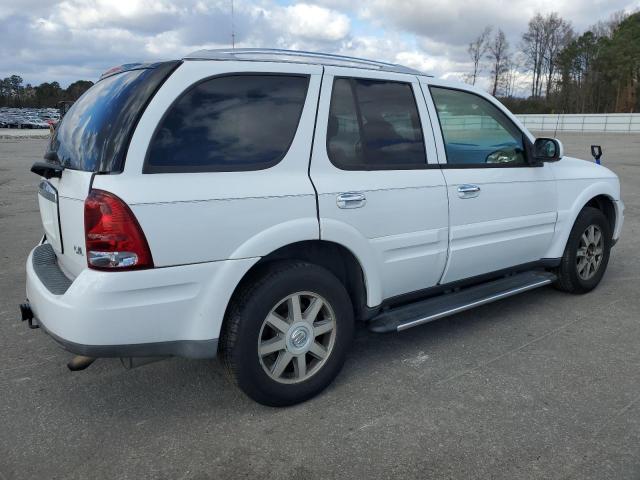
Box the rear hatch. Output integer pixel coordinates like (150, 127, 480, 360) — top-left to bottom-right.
(35, 61, 180, 279)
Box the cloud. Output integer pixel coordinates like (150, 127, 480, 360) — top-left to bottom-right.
(277, 4, 350, 41)
(323, 0, 639, 46)
(0, 0, 357, 85)
(0, 0, 637, 89)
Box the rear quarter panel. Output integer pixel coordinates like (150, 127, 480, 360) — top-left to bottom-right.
(92, 61, 323, 266)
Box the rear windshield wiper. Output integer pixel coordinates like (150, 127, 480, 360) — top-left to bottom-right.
(31, 151, 64, 179)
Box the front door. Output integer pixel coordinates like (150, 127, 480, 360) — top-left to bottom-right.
(424, 83, 558, 284)
(310, 67, 449, 304)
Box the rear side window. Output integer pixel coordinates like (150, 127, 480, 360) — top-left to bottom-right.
(327, 78, 426, 170)
(145, 75, 309, 173)
(50, 62, 179, 173)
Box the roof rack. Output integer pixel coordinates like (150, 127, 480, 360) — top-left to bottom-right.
(183, 48, 430, 76)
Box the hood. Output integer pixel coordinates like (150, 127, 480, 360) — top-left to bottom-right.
(552, 156, 619, 181)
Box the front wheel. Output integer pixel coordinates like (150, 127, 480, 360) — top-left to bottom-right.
(554, 207, 612, 294)
(220, 261, 354, 406)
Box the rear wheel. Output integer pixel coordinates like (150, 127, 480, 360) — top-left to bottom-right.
(220, 261, 354, 406)
(554, 207, 612, 294)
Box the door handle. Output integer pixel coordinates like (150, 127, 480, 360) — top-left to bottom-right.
(457, 184, 481, 199)
(336, 192, 366, 209)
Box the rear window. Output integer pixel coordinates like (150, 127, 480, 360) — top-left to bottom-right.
(327, 77, 427, 170)
(49, 62, 179, 173)
(144, 74, 309, 173)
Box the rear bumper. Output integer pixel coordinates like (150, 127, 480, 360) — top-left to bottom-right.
(37, 324, 218, 359)
(25, 243, 257, 359)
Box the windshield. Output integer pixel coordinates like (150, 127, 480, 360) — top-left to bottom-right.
(48, 61, 179, 172)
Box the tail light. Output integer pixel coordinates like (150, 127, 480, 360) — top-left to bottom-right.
(84, 189, 153, 270)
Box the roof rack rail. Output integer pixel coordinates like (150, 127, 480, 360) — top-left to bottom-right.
(183, 48, 431, 76)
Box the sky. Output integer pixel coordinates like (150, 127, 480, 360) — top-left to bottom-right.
(0, 0, 638, 94)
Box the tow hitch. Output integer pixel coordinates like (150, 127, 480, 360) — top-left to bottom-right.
(20, 302, 97, 371)
(19, 302, 164, 372)
(19, 303, 39, 329)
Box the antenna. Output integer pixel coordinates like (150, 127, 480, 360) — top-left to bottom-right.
(231, 0, 235, 49)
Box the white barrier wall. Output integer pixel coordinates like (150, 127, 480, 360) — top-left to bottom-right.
(516, 114, 640, 133)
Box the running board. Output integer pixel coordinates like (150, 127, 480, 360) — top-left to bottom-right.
(368, 270, 556, 333)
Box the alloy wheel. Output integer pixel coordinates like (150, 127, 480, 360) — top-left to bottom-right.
(258, 292, 337, 384)
(576, 224, 604, 280)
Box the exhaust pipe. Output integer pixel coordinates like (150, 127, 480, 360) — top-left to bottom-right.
(67, 355, 96, 371)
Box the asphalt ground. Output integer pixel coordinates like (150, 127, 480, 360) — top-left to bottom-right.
(0, 129, 49, 139)
(0, 133, 638, 479)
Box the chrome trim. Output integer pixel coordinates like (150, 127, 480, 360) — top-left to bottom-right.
(336, 192, 367, 209)
(457, 184, 481, 199)
(396, 278, 553, 332)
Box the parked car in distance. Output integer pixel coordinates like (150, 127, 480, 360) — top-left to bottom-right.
(19, 116, 50, 129)
(0, 108, 62, 128)
(22, 49, 624, 406)
(3, 115, 21, 128)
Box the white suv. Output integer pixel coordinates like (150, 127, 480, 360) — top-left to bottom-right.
(23, 49, 624, 406)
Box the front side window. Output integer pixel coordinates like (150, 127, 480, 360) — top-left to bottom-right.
(145, 75, 309, 173)
(327, 78, 426, 170)
(430, 87, 526, 166)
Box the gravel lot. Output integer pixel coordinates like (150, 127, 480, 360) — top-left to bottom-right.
(0, 133, 638, 480)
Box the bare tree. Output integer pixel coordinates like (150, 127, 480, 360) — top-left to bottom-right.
(521, 13, 547, 98)
(591, 9, 630, 38)
(500, 54, 525, 98)
(467, 26, 492, 85)
(487, 29, 510, 96)
(522, 12, 573, 98)
(543, 13, 573, 97)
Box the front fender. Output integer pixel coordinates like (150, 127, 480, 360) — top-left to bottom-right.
(544, 180, 620, 259)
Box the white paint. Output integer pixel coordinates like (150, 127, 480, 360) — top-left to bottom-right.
(310, 66, 449, 302)
(402, 351, 430, 367)
(26, 248, 258, 346)
(26, 59, 625, 355)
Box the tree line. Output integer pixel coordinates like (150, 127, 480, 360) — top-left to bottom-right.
(469, 10, 640, 113)
(2, 11, 638, 113)
(0, 75, 93, 108)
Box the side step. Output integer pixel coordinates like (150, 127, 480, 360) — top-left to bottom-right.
(368, 270, 556, 333)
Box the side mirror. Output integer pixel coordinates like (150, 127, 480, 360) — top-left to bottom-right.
(533, 138, 563, 163)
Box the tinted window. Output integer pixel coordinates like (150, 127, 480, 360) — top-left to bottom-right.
(146, 75, 309, 173)
(327, 78, 426, 170)
(430, 87, 526, 166)
(50, 62, 179, 172)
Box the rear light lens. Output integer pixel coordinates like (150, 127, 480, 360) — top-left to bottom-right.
(84, 189, 153, 270)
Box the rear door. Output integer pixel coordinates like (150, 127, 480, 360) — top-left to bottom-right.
(310, 67, 449, 303)
(37, 171, 93, 277)
(423, 81, 558, 283)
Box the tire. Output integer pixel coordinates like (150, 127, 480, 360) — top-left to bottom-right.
(220, 261, 354, 406)
(554, 207, 612, 294)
